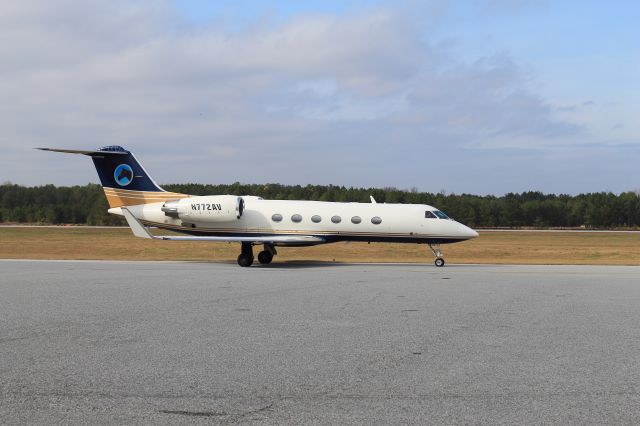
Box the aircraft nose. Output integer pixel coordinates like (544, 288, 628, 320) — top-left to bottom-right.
(458, 223, 479, 239)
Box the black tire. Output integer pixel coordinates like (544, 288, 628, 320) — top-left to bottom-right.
(435, 257, 445, 267)
(257, 251, 273, 265)
(237, 253, 254, 267)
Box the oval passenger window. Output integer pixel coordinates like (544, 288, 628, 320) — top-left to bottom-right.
(272, 214, 283, 222)
(331, 215, 342, 224)
(351, 216, 362, 224)
(371, 216, 382, 225)
(291, 214, 303, 223)
(311, 215, 322, 223)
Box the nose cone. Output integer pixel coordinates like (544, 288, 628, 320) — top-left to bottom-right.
(458, 223, 479, 240)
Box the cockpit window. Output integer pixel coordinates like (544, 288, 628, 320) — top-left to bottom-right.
(434, 210, 449, 219)
(425, 210, 449, 219)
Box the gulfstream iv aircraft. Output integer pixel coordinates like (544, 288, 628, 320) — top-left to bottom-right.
(38, 146, 478, 267)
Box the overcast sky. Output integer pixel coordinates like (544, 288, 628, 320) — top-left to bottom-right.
(1, 0, 638, 195)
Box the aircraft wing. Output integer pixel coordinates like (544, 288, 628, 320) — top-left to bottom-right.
(153, 235, 325, 244)
(121, 208, 325, 244)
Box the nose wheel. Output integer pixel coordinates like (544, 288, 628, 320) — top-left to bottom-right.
(428, 243, 446, 267)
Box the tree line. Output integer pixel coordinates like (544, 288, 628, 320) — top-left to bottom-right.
(1, 183, 639, 228)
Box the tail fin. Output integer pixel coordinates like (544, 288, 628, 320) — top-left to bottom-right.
(37, 146, 186, 208)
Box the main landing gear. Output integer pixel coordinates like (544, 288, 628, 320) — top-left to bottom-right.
(237, 242, 254, 267)
(428, 243, 446, 267)
(237, 243, 277, 267)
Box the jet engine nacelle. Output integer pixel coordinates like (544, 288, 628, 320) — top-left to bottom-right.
(161, 195, 244, 222)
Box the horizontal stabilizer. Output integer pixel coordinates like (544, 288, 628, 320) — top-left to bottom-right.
(36, 148, 128, 156)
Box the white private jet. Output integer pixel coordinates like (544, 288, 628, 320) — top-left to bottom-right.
(38, 146, 478, 267)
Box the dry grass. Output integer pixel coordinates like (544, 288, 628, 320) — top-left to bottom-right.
(1, 227, 639, 265)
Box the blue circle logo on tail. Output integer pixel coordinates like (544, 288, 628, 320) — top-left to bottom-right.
(114, 164, 134, 186)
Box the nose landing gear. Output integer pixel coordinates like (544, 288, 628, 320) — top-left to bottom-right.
(428, 243, 446, 267)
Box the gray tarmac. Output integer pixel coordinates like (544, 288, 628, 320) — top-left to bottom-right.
(1, 260, 640, 425)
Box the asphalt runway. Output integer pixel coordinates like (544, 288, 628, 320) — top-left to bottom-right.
(1, 260, 640, 425)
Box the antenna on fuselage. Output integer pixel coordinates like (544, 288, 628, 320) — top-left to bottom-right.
(370, 196, 377, 203)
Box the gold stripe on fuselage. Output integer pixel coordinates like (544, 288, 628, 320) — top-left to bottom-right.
(102, 187, 187, 208)
(103, 187, 185, 196)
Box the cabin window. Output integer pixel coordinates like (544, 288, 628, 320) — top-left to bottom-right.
(272, 214, 283, 222)
(331, 215, 342, 224)
(425, 211, 437, 219)
(291, 214, 303, 223)
(371, 216, 382, 225)
(434, 210, 449, 219)
(351, 216, 362, 224)
(311, 215, 322, 223)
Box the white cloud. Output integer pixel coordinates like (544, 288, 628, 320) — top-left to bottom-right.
(0, 0, 605, 193)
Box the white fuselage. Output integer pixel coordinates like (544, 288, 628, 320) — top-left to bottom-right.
(111, 196, 478, 245)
